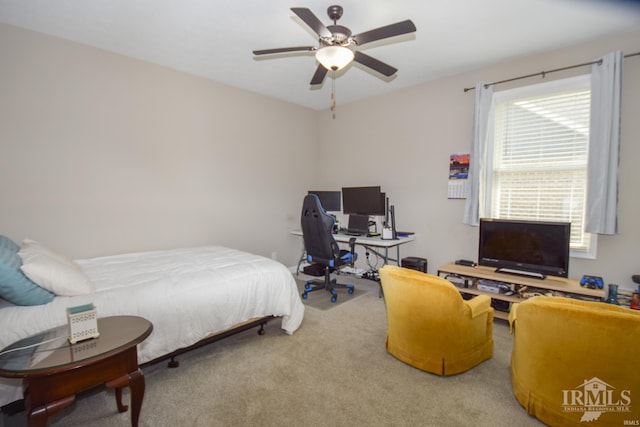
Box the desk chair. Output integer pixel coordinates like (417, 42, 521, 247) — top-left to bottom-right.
(301, 194, 357, 303)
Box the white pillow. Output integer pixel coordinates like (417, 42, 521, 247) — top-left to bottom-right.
(18, 239, 94, 296)
(20, 238, 80, 270)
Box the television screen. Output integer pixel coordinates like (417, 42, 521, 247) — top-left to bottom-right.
(342, 186, 385, 215)
(308, 190, 341, 212)
(478, 218, 570, 278)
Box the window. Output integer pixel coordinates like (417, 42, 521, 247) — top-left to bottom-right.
(482, 75, 596, 258)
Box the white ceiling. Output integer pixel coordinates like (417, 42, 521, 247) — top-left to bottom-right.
(1, 0, 639, 110)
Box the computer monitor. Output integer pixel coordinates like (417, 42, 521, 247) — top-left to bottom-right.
(347, 214, 369, 235)
(342, 186, 385, 215)
(308, 190, 341, 212)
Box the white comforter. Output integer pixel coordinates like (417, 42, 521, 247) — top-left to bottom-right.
(0, 246, 305, 406)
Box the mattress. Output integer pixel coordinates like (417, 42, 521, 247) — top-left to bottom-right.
(0, 246, 305, 406)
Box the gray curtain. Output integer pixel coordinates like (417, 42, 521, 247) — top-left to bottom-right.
(585, 51, 623, 235)
(463, 81, 493, 226)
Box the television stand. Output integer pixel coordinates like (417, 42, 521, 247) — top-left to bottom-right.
(495, 268, 546, 280)
(437, 263, 604, 320)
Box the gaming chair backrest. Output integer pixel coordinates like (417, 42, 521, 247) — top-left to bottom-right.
(301, 194, 340, 263)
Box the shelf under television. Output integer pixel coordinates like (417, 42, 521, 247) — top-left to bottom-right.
(437, 263, 605, 320)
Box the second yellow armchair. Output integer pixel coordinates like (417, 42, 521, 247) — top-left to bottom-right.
(379, 265, 494, 375)
(509, 296, 640, 426)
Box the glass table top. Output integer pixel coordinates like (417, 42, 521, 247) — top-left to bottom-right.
(0, 315, 152, 376)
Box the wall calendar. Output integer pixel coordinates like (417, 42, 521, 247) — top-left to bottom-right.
(448, 153, 469, 199)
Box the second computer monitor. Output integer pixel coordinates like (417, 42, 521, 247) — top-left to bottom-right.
(308, 190, 341, 212)
(342, 186, 385, 216)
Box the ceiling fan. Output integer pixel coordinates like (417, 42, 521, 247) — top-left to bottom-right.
(252, 5, 417, 85)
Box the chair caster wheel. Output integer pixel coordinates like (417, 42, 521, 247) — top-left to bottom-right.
(302, 292, 308, 299)
(348, 287, 354, 295)
(331, 296, 337, 303)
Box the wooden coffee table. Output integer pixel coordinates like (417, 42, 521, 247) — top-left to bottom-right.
(0, 315, 152, 427)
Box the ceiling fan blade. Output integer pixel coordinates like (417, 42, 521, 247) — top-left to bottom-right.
(310, 64, 328, 85)
(253, 46, 315, 55)
(291, 7, 332, 38)
(353, 20, 416, 46)
(353, 51, 397, 77)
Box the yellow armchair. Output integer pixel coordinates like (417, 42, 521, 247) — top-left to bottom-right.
(509, 296, 640, 426)
(379, 265, 494, 375)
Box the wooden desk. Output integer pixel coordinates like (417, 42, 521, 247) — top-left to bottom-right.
(0, 315, 152, 427)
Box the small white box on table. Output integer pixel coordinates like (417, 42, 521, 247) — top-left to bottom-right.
(66, 303, 100, 344)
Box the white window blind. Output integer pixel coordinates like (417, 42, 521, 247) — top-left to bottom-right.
(489, 76, 593, 253)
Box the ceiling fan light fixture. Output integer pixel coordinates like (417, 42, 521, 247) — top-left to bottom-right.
(315, 45, 354, 71)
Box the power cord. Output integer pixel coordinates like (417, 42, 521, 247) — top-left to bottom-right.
(0, 335, 67, 357)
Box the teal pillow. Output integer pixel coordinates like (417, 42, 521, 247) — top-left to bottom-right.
(0, 235, 55, 306)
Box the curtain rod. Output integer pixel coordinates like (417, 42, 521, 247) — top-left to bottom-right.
(463, 51, 640, 92)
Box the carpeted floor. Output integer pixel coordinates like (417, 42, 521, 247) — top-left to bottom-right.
(295, 271, 378, 310)
(2, 275, 542, 427)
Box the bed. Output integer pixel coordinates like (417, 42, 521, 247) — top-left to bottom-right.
(0, 237, 305, 407)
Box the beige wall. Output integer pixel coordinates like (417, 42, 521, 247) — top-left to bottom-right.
(1, 22, 638, 290)
(316, 28, 640, 289)
(0, 23, 319, 261)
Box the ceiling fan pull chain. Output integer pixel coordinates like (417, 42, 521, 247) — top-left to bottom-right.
(331, 72, 337, 119)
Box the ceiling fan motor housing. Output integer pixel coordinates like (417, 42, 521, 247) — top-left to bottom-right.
(326, 25, 351, 45)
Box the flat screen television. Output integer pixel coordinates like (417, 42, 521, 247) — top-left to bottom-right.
(342, 186, 385, 216)
(478, 218, 571, 279)
(308, 190, 341, 212)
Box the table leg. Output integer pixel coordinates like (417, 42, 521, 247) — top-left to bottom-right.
(26, 395, 75, 427)
(296, 247, 306, 276)
(128, 368, 145, 427)
(105, 375, 129, 412)
(105, 368, 145, 427)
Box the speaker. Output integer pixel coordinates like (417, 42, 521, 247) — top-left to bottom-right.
(401, 257, 428, 273)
